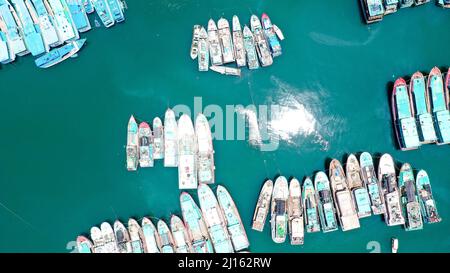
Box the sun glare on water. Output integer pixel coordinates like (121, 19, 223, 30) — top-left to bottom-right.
(265, 77, 331, 151)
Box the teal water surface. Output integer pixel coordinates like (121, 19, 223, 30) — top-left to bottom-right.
(0, 0, 449, 253)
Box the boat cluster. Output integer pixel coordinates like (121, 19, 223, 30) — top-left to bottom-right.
(0, 0, 125, 68)
(252, 152, 441, 245)
(391, 67, 450, 151)
(190, 13, 284, 76)
(360, 0, 449, 24)
(76, 184, 249, 253)
(126, 109, 215, 190)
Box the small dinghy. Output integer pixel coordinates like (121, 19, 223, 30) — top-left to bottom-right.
(210, 65, 241, 76)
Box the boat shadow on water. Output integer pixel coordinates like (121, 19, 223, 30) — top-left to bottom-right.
(386, 80, 401, 150)
(356, 0, 371, 25)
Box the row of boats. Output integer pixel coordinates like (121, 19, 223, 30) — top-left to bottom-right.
(76, 184, 249, 253)
(391, 67, 450, 150)
(360, 0, 449, 24)
(0, 0, 125, 67)
(252, 152, 441, 245)
(126, 110, 215, 189)
(190, 13, 284, 76)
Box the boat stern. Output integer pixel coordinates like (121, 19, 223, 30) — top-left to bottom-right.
(340, 214, 360, 231)
(418, 113, 437, 144)
(434, 110, 450, 144)
(398, 117, 421, 150)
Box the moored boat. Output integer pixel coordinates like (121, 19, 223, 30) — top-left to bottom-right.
(126, 115, 139, 171)
(242, 25, 259, 70)
(302, 177, 320, 233)
(428, 67, 450, 144)
(128, 218, 146, 253)
(232, 15, 245, 67)
(446, 68, 450, 129)
(398, 163, 423, 231)
(34, 38, 85, 68)
(195, 113, 215, 184)
(383, 0, 399, 14)
(100, 222, 118, 253)
(180, 192, 214, 253)
(28, 0, 60, 50)
(197, 26, 208, 71)
(10, 0, 46, 56)
(217, 17, 234, 64)
(0, 1, 28, 56)
(190, 24, 200, 60)
(252, 179, 273, 232)
(80, 0, 93, 13)
(438, 0, 450, 8)
(360, 0, 385, 24)
(272, 24, 284, 40)
(157, 219, 175, 253)
(271, 176, 289, 243)
(416, 170, 441, 224)
(177, 114, 197, 189)
(170, 215, 193, 253)
(399, 0, 414, 8)
(164, 108, 178, 167)
(45, 0, 79, 42)
(198, 183, 234, 253)
(66, 0, 91, 32)
(113, 220, 132, 253)
(0, 30, 11, 63)
(91, 0, 114, 27)
(392, 77, 421, 150)
(314, 172, 338, 233)
(106, 0, 124, 23)
(217, 185, 249, 251)
(329, 159, 360, 231)
(210, 65, 241, 76)
(152, 117, 164, 160)
(76, 235, 93, 253)
(288, 178, 304, 244)
(0, 15, 17, 63)
(141, 217, 161, 253)
(346, 154, 372, 218)
(359, 152, 386, 215)
(378, 153, 405, 226)
(261, 13, 281, 57)
(250, 15, 272, 67)
(90, 226, 105, 253)
(410, 71, 437, 144)
(207, 19, 222, 65)
(138, 122, 153, 167)
(391, 237, 399, 253)
(414, 0, 429, 5)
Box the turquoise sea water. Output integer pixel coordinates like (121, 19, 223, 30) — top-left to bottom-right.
(0, 0, 449, 253)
